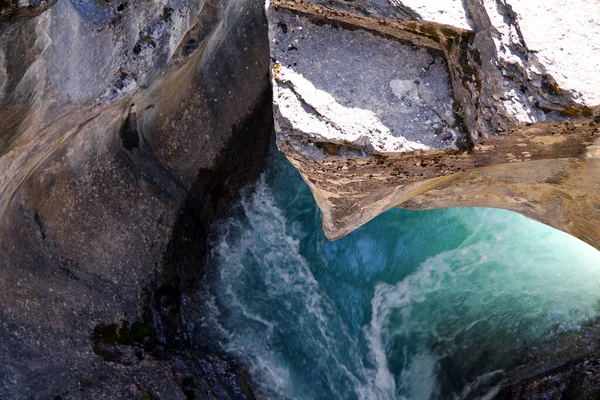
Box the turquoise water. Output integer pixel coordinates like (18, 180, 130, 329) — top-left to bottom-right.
(198, 145, 600, 399)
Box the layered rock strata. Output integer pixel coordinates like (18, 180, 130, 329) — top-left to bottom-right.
(267, 0, 600, 250)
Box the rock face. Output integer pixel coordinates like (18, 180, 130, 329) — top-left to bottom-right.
(495, 357, 600, 399)
(267, 0, 600, 250)
(0, 0, 271, 398)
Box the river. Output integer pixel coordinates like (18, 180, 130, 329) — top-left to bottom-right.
(194, 142, 600, 399)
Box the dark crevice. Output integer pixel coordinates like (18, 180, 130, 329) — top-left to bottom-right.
(157, 86, 273, 345)
(119, 108, 140, 150)
(34, 211, 46, 239)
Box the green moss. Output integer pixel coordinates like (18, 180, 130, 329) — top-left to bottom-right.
(458, 44, 475, 77)
(418, 24, 440, 42)
(135, 384, 157, 400)
(459, 53, 473, 75)
(440, 27, 460, 40)
(460, 30, 476, 42)
(407, 21, 418, 30)
(559, 105, 594, 117)
(452, 102, 467, 133)
(445, 36, 457, 51)
(92, 323, 120, 344)
(447, 34, 482, 93)
(130, 321, 153, 341)
(581, 106, 593, 118)
(473, 75, 482, 91)
(541, 77, 563, 96)
(95, 0, 110, 7)
(0, 0, 13, 13)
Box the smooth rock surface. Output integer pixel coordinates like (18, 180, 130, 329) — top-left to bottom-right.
(1, 0, 599, 397)
(0, 0, 272, 398)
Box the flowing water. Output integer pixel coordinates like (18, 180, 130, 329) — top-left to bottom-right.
(196, 144, 600, 399)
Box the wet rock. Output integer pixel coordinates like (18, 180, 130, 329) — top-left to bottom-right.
(495, 357, 600, 400)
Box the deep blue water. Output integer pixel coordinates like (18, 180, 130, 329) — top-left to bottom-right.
(197, 144, 600, 399)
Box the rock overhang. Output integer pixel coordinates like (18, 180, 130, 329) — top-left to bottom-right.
(266, 0, 600, 249)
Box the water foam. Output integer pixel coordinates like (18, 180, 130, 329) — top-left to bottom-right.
(196, 148, 600, 399)
(362, 208, 600, 398)
(202, 176, 383, 399)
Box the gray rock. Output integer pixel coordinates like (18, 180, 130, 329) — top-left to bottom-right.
(270, 6, 458, 153)
(267, 0, 600, 251)
(1, 0, 599, 397)
(0, 0, 271, 398)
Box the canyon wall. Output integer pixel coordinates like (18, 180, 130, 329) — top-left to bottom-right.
(266, 1, 600, 394)
(0, 0, 271, 398)
(2, 0, 600, 397)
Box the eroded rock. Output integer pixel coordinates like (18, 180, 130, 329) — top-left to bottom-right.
(267, 0, 600, 251)
(0, 0, 271, 398)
